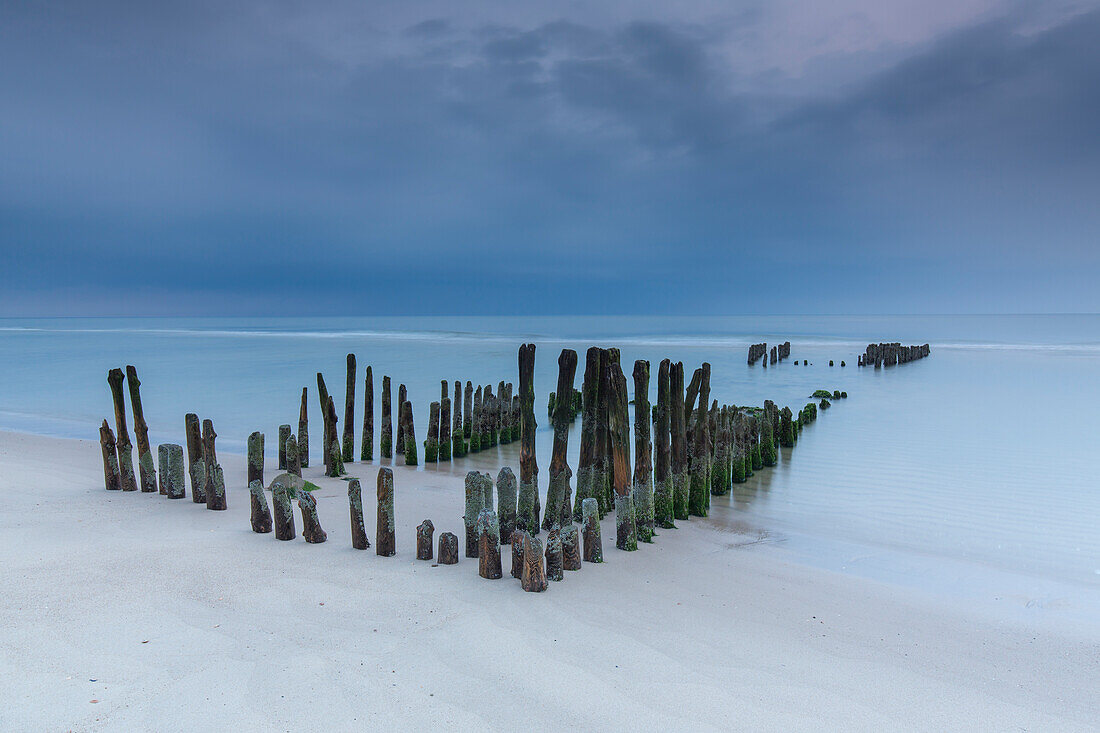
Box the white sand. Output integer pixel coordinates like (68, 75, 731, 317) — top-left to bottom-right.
(1, 430, 1096, 731)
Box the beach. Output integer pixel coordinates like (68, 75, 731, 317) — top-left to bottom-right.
(3, 429, 1096, 731)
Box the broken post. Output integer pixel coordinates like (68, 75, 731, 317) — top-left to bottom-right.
(326, 396, 345, 477)
(496, 466, 517, 547)
(653, 359, 674, 528)
(438, 532, 459, 564)
(562, 524, 581, 570)
(203, 420, 226, 510)
(185, 413, 205, 503)
(361, 366, 373, 461)
(518, 343, 540, 533)
(278, 424, 291, 470)
(125, 366, 157, 492)
(581, 497, 603, 563)
(157, 444, 168, 495)
(520, 533, 548, 592)
(248, 431, 264, 489)
(249, 479, 273, 533)
(417, 519, 434, 560)
(477, 509, 503, 579)
(107, 368, 137, 492)
(376, 467, 395, 556)
(349, 478, 370, 550)
(425, 401, 440, 462)
(544, 348, 578, 531)
(317, 372, 332, 473)
(465, 471, 484, 558)
(545, 528, 564, 581)
(343, 353, 356, 462)
(633, 359, 654, 542)
(511, 530, 526, 578)
(208, 463, 227, 512)
(298, 489, 327, 543)
(271, 474, 296, 541)
(99, 420, 120, 491)
(286, 433, 301, 477)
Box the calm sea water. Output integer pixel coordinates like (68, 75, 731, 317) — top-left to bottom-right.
(4, 315, 1099, 615)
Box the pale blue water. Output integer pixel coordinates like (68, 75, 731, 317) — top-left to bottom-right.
(3, 315, 1099, 614)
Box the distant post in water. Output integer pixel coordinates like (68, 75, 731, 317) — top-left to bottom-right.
(425, 401, 440, 462)
(107, 368, 137, 492)
(299, 387, 309, 468)
(396, 384, 407, 454)
(343, 353, 356, 462)
(361, 367, 373, 461)
(99, 420, 120, 491)
(452, 380, 465, 457)
(401, 400, 417, 465)
(499, 382, 513, 443)
(439, 397, 452, 462)
(463, 381, 473, 439)
(544, 348, 577, 531)
(185, 413, 205, 503)
(349, 478, 370, 550)
(632, 359, 655, 542)
(517, 343, 539, 532)
(376, 467, 396, 556)
(469, 385, 482, 453)
(381, 375, 393, 458)
(125, 366, 157, 492)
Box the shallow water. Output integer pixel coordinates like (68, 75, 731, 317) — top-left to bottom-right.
(3, 315, 1098, 612)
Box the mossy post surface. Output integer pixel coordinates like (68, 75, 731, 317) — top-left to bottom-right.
(401, 400, 418, 466)
(381, 375, 392, 459)
(361, 367, 373, 461)
(325, 396, 345, 477)
(299, 387, 309, 468)
(779, 406, 795, 448)
(520, 533, 547, 592)
(316, 372, 332, 473)
(125, 366, 157, 493)
(202, 419, 224, 509)
(477, 509, 503, 579)
(270, 474, 296, 541)
(581, 497, 603, 563)
(166, 443, 186, 499)
(343, 353, 356, 462)
(607, 352, 637, 551)
(545, 528, 564, 581)
(632, 359, 654, 542)
(349, 478, 370, 550)
(669, 362, 689, 520)
(156, 443, 166, 494)
(298, 490, 327, 543)
(711, 407, 731, 496)
(595, 348, 613, 514)
(425, 401, 440, 463)
(544, 348, 578, 531)
(653, 359, 674, 528)
(287, 434, 302, 477)
(482, 385, 495, 448)
(278, 424, 291, 470)
(518, 343, 540, 533)
(688, 363, 711, 517)
(496, 466, 517, 545)
(438, 532, 459, 564)
(207, 462, 227, 511)
(574, 346, 601, 522)
(107, 368, 138, 492)
(469, 385, 482, 453)
(99, 420, 121, 491)
(463, 381, 473, 438)
(247, 431, 264, 488)
(761, 418, 777, 467)
(396, 384, 407, 455)
(439, 397, 452, 462)
(249, 479, 273, 533)
(511, 530, 525, 578)
(452, 380, 465, 457)
(376, 467, 396, 556)
(417, 519, 434, 560)
(184, 413, 205, 503)
(561, 524, 581, 570)
(499, 382, 513, 444)
(464, 471, 483, 558)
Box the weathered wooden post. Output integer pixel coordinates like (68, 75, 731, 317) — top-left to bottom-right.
(544, 348, 578, 531)
(633, 359, 654, 541)
(107, 368, 138, 492)
(469, 385, 482, 453)
(688, 364, 711, 517)
(299, 387, 309, 468)
(271, 475, 296, 541)
(562, 525, 581, 570)
(520, 533, 547, 592)
(207, 464, 227, 512)
(779, 406, 796, 448)
(477, 509, 502, 579)
(465, 471, 483, 558)
(463, 381, 473, 438)
(326, 396, 345, 477)
(596, 348, 613, 513)
(653, 359, 674, 528)
(496, 466, 517, 545)
(425, 401, 440, 463)
(99, 420, 121, 491)
(203, 420, 227, 510)
(361, 367, 373, 461)
(298, 490, 327, 543)
(416, 519, 434, 560)
(438, 532, 459, 564)
(278, 424, 291, 470)
(317, 372, 332, 473)
(381, 375, 393, 458)
(761, 416, 777, 467)
(185, 413, 205, 503)
(401, 400, 418, 465)
(482, 385, 495, 448)
(511, 530, 525, 578)
(574, 347, 600, 520)
(545, 528, 564, 581)
(156, 444, 167, 495)
(249, 479, 273, 533)
(247, 430, 264, 489)
(452, 380, 465, 457)
(286, 434, 301, 477)
(165, 444, 185, 499)
(396, 384, 407, 454)
(499, 382, 513, 444)
(608, 352, 637, 550)
(439, 397, 452, 462)
(518, 343, 540, 533)
(343, 353, 356, 462)
(582, 497, 603, 563)
(124, 366, 157, 492)
(348, 478, 370, 550)
(376, 467, 395, 556)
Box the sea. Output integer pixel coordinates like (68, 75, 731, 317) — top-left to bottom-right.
(3, 314, 1098, 623)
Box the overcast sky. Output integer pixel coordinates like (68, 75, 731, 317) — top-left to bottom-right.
(1, 0, 1097, 315)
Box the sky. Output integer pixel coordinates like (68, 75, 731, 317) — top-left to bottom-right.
(1, 0, 1098, 315)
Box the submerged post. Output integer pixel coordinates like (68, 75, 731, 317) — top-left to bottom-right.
(125, 366, 157, 492)
(376, 467, 395, 556)
(349, 478, 370, 550)
(439, 397, 452, 462)
(464, 381, 473, 439)
(469, 385, 482, 453)
(518, 343, 539, 533)
(544, 348, 578, 531)
(107, 368, 137, 492)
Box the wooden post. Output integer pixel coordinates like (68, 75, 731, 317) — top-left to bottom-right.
(249, 479, 273, 533)
(595, 349, 612, 514)
(574, 347, 600, 521)
(361, 367, 373, 461)
(401, 400, 417, 465)
(107, 368, 137, 492)
(208, 464, 227, 512)
(425, 401, 440, 462)
(608, 351, 637, 550)
(544, 348, 577, 531)
(518, 343, 539, 533)
(165, 444, 185, 499)
(562, 524, 581, 570)
(343, 353, 356, 462)
(632, 359, 654, 542)
(417, 520, 434, 560)
(381, 375, 393, 458)
(545, 528, 564, 581)
(511, 530, 525, 578)
(278, 424, 290, 470)
(653, 359, 674, 528)
(376, 467, 395, 556)
(298, 490, 327, 543)
(286, 434, 301, 477)
(469, 385, 482, 453)
(439, 397, 452, 462)
(688, 364, 711, 517)
(271, 475, 296, 541)
(124, 366, 157, 492)
(581, 497, 603, 563)
(317, 372, 332, 473)
(326, 396, 345, 476)
(482, 385, 495, 448)
(349, 478, 370, 550)
(670, 363, 689, 520)
(452, 380, 465, 457)
(477, 509, 502, 579)
(299, 387, 309, 468)
(499, 382, 513, 444)
(247, 431, 264, 489)
(438, 532, 459, 564)
(496, 467, 517, 547)
(203, 419, 227, 510)
(463, 381, 473, 439)
(520, 533, 547, 592)
(464, 471, 483, 558)
(396, 384, 407, 454)
(99, 420, 120, 491)
(185, 413, 205, 503)
(157, 444, 168, 495)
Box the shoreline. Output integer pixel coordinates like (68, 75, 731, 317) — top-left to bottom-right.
(2, 428, 1096, 729)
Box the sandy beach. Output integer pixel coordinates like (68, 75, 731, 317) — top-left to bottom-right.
(1, 429, 1095, 731)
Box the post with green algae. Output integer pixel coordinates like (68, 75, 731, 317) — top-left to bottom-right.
(107, 368, 137, 493)
(286, 434, 301, 477)
(688, 364, 712, 517)
(545, 528, 564, 581)
(348, 478, 370, 550)
(544, 348, 578, 531)
(596, 348, 613, 514)
(439, 397, 452, 462)
(416, 519, 434, 560)
(99, 420, 121, 491)
(761, 415, 777, 467)
(325, 396, 345, 477)
(482, 384, 495, 448)
(381, 376, 393, 459)
(520, 533, 547, 592)
(574, 347, 601, 521)
(247, 429, 264, 489)
(517, 343, 540, 533)
(653, 359, 674, 528)
(464, 471, 484, 558)
(396, 384, 407, 455)
(316, 372, 332, 473)
(166, 444, 186, 499)
(669, 362, 689, 520)
(632, 359, 655, 542)
(248, 479, 272, 534)
(499, 382, 513, 443)
(469, 385, 482, 453)
(124, 366, 157, 492)
(360, 367, 373, 461)
(400, 400, 418, 466)
(607, 352, 637, 550)
(581, 497, 603, 563)
(779, 406, 796, 448)
(425, 401, 440, 463)
(157, 441, 168, 495)
(202, 419, 227, 510)
(511, 530, 525, 578)
(711, 407, 731, 496)
(463, 381, 473, 439)
(342, 353, 356, 462)
(477, 509, 503, 579)
(184, 413, 205, 503)
(376, 467, 396, 556)
(438, 532, 459, 564)
(561, 524, 581, 570)
(271, 475, 296, 541)
(496, 466, 517, 546)
(298, 490, 327, 544)
(299, 387, 309, 468)
(452, 381, 465, 458)
(278, 424, 291, 470)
